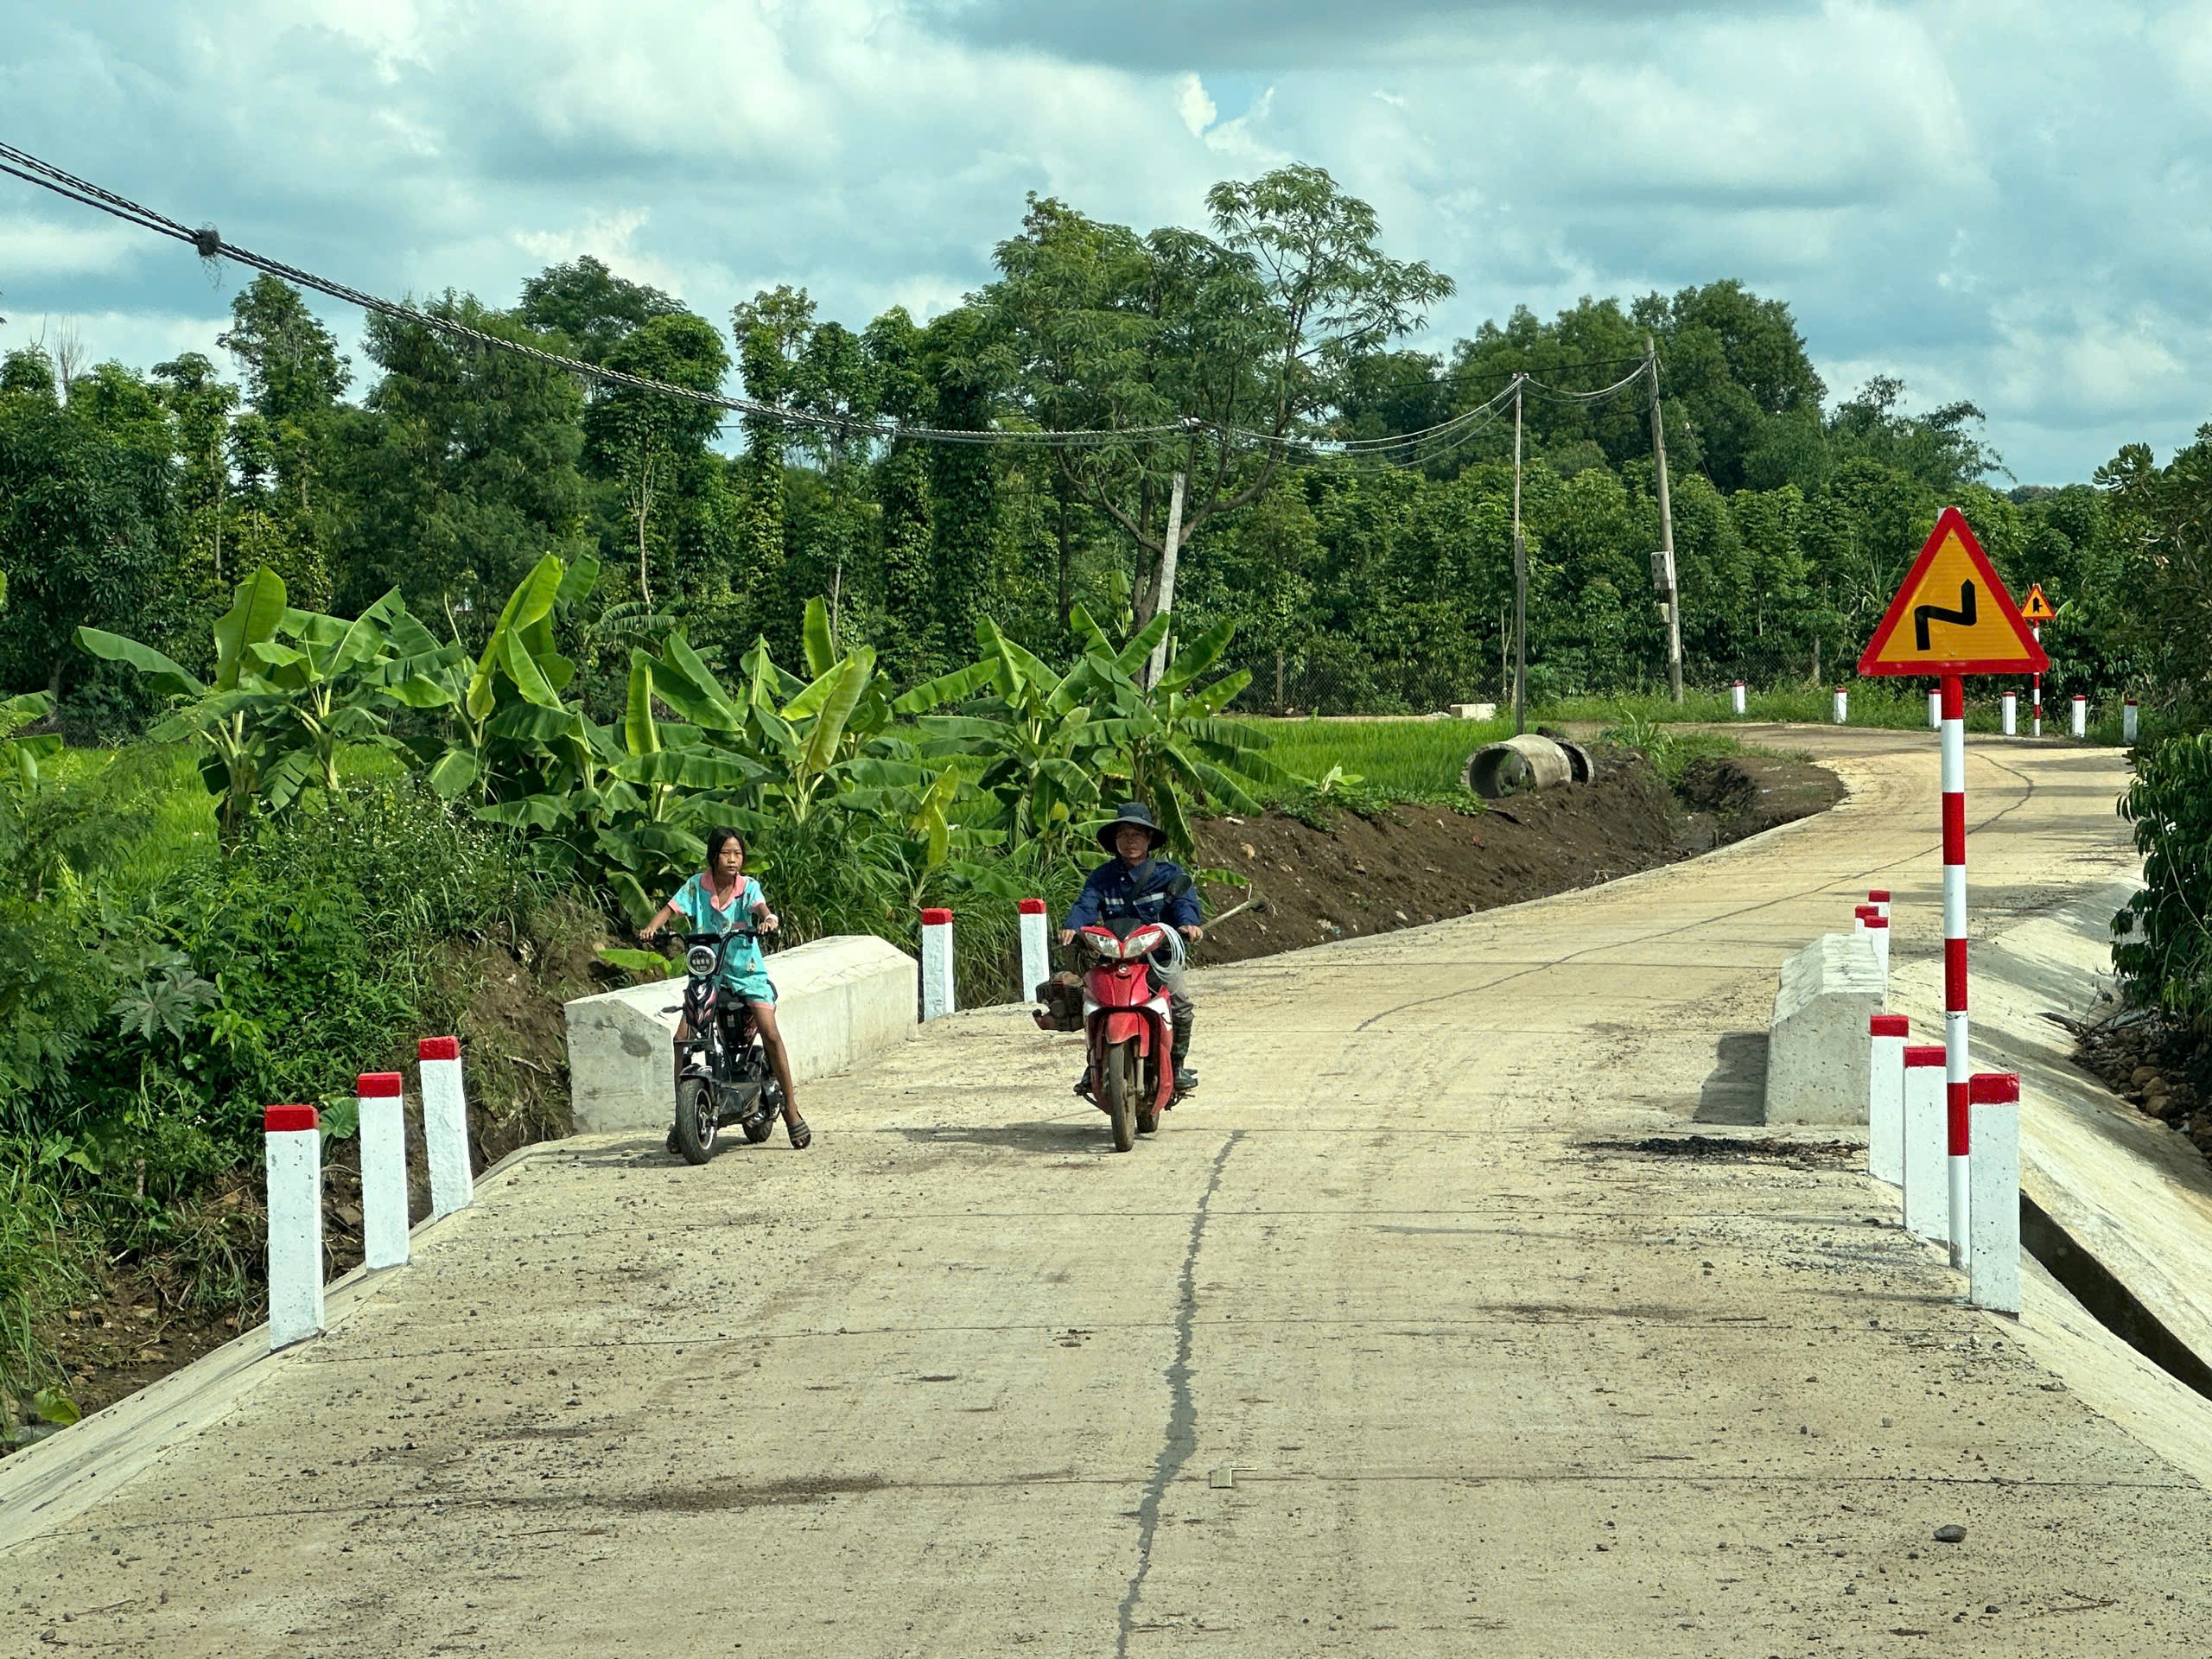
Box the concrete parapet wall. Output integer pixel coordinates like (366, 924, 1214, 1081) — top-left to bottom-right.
(565, 934, 917, 1133)
(1765, 931, 1885, 1125)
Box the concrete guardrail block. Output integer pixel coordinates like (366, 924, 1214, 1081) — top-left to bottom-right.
(1764, 931, 1886, 1125)
(565, 934, 918, 1134)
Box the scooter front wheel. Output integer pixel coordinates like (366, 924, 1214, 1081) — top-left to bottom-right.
(673, 1077, 717, 1165)
(1103, 1040, 1138, 1154)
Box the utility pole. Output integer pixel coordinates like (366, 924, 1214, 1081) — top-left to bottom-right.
(1646, 334, 1685, 704)
(1511, 374, 1527, 735)
(1144, 472, 1188, 689)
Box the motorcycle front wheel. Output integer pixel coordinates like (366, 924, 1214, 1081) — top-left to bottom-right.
(674, 1077, 717, 1165)
(1103, 1040, 1138, 1153)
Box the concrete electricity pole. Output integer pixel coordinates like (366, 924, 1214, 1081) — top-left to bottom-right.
(1645, 334, 1685, 705)
(1511, 374, 1527, 735)
(1143, 472, 1188, 689)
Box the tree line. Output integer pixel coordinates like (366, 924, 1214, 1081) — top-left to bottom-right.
(2, 162, 2203, 732)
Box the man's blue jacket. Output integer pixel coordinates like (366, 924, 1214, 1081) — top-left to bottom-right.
(1062, 857, 1203, 934)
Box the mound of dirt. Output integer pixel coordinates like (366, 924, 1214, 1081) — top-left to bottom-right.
(1674, 750, 1845, 851)
(1190, 746, 1839, 969)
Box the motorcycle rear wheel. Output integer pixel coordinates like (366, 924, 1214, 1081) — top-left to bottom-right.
(674, 1077, 717, 1165)
(1103, 1040, 1138, 1153)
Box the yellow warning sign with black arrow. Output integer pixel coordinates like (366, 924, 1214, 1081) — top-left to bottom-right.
(2020, 582, 2057, 624)
(1859, 506, 2050, 677)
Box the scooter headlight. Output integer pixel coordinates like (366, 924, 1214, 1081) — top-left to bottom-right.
(685, 944, 720, 977)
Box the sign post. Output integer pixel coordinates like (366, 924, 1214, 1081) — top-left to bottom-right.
(2020, 585, 2055, 740)
(1858, 507, 2047, 1285)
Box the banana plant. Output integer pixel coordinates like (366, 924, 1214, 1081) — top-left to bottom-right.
(378, 552, 603, 808)
(0, 692, 59, 791)
(79, 567, 330, 837)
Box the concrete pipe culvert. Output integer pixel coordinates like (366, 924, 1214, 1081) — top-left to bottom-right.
(1464, 734, 1578, 799)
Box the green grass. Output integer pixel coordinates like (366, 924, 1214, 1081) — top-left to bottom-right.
(1539, 683, 2125, 738)
(1236, 715, 1516, 805)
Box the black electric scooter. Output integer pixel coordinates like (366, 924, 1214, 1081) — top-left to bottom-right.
(664, 927, 784, 1165)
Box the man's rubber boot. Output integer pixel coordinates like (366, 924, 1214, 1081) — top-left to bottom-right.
(1171, 1005, 1197, 1096)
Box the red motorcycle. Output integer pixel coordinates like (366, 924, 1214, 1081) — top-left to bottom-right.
(1036, 918, 1179, 1152)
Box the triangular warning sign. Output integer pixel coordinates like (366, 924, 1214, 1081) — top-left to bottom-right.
(1858, 506, 2049, 677)
(2020, 582, 2057, 623)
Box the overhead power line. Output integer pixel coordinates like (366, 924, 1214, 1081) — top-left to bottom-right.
(0, 140, 1657, 467)
(0, 141, 1188, 452)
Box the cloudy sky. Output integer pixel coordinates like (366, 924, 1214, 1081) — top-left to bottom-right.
(3, 0, 2206, 482)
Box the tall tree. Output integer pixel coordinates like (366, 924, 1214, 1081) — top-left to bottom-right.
(0, 350, 175, 696)
(517, 255, 685, 365)
(329, 295, 588, 621)
(153, 352, 240, 594)
(582, 311, 729, 609)
(219, 276, 351, 605)
(729, 286, 816, 653)
(982, 165, 1451, 625)
(864, 308, 936, 677)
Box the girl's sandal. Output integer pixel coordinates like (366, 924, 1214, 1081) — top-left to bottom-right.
(785, 1112, 812, 1150)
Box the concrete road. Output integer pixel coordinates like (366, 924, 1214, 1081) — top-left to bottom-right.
(6, 728, 2202, 1657)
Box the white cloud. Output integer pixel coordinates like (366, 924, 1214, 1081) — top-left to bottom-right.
(3, 0, 2209, 478)
(1176, 73, 1217, 137)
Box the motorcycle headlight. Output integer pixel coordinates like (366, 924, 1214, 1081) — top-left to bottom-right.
(685, 944, 719, 976)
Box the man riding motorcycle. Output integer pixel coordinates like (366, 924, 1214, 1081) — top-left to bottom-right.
(1058, 801, 1204, 1097)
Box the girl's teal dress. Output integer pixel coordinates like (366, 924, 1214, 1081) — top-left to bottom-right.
(668, 874, 776, 1004)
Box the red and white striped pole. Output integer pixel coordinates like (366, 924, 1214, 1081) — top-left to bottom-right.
(1967, 1071, 2021, 1313)
(919, 907, 955, 1020)
(1939, 674, 1970, 1268)
(1866, 888, 1891, 921)
(359, 1071, 408, 1270)
(417, 1037, 473, 1220)
(264, 1104, 324, 1350)
(2031, 625, 2042, 734)
(1730, 679, 1746, 716)
(1017, 899, 1050, 1004)
(1864, 912, 1889, 976)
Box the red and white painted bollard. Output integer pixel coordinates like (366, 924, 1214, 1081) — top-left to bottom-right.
(1927, 687, 1942, 729)
(1939, 675, 1970, 1267)
(1832, 685, 1848, 725)
(1868, 1014, 1909, 1187)
(264, 1104, 324, 1350)
(1903, 1045, 1948, 1242)
(1853, 904, 1890, 975)
(2123, 696, 2139, 745)
(1968, 1072, 2021, 1313)
(1018, 899, 1050, 1003)
(920, 906, 955, 1020)
(359, 1071, 408, 1270)
(1999, 690, 2016, 736)
(1866, 888, 1891, 921)
(417, 1037, 473, 1219)
(1731, 680, 1746, 716)
(2069, 693, 2086, 739)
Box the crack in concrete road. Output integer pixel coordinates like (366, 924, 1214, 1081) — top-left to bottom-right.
(1116, 1130, 1243, 1658)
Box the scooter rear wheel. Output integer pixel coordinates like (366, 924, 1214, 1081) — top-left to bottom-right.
(673, 1077, 717, 1165)
(1103, 1040, 1138, 1153)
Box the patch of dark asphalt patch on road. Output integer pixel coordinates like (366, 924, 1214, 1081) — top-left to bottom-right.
(1581, 1135, 1860, 1170)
